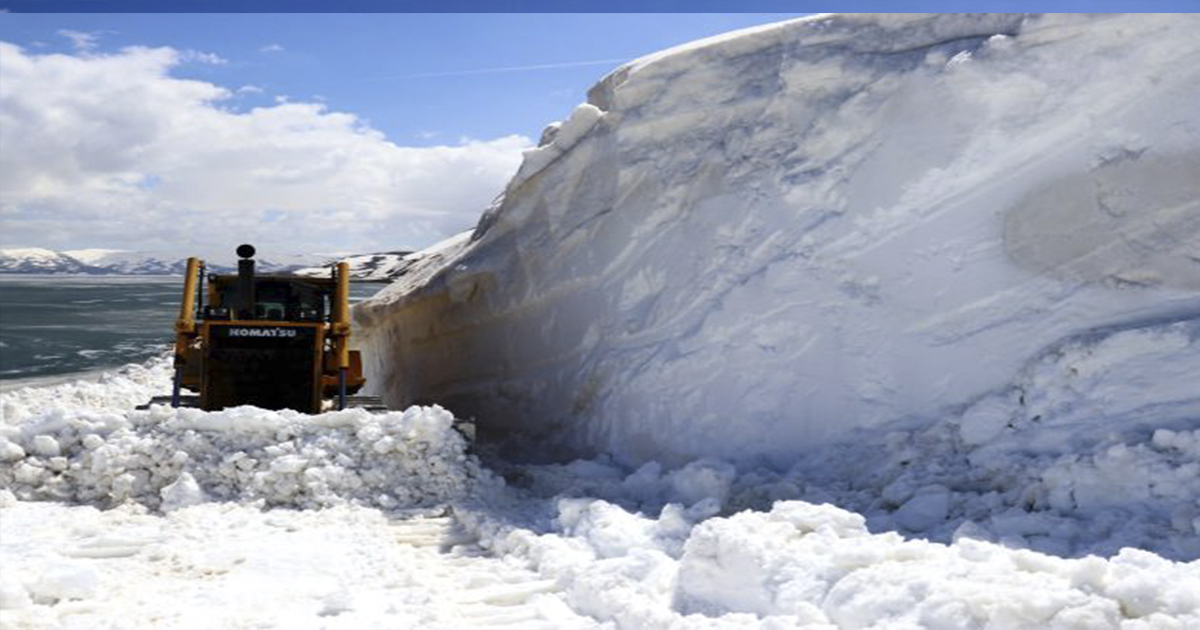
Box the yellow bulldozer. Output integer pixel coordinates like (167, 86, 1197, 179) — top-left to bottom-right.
(145, 244, 382, 413)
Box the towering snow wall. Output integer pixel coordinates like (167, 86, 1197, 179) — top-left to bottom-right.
(354, 14, 1200, 466)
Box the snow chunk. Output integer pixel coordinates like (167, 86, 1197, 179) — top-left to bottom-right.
(666, 458, 736, 507)
(31, 435, 60, 457)
(510, 103, 604, 189)
(893, 485, 951, 531)
(160, 472, 206, 512)
(0, 437, 25, 462)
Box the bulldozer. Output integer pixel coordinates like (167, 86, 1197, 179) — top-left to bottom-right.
(145, 244, 383, 413)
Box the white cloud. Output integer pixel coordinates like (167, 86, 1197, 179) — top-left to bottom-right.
(180, 50, 227, 65)
(260, 43, 285, 53)
(0, 42, 531, 255)
(57, 29, 99, 52)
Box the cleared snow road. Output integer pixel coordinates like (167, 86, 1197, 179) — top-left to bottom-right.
(0, 499, 592, 629)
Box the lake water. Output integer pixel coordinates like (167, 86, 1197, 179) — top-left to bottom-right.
(0, 275, 383, 384)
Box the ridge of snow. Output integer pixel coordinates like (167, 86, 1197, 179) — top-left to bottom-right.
(0, 357, 492, 511)
(354, 13, 1200, 467)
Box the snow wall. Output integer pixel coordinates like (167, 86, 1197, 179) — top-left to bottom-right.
(354, 14, 1200, 467)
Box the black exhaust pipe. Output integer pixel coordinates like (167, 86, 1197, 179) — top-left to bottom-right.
(236, 244, 256, 319)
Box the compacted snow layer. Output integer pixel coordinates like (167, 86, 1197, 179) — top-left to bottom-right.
(353, 13, 1200, 465)
(0, 498, 594, 630)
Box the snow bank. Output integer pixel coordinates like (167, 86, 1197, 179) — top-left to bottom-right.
(673, 502, 1200, 629)
(0, 358, 172, 425)
(0, 358, 494, 511)
(353, 13, 1200, 466)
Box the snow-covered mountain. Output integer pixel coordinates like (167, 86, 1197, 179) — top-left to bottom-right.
(0, 247, 328, 275)
(290, 249, 416, 282)
(290, 235, 474, 281)
(0, 247, 101, 274)
(65, 249, 213, 275)
(354, 13, 1200, 468)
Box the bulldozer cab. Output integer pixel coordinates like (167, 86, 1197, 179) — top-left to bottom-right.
(207, 276, 330, 322)
(165, 244, 367, 414)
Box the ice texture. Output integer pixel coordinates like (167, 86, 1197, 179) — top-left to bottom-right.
(353, 13, 1200, 466)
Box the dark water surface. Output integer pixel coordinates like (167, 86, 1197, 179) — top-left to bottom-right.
(0, 275, 382, 382)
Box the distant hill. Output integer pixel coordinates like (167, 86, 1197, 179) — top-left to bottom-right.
(289, 251, 416, 282)
(0, 247, 430, 281)
(288, 232, 474, 282)
(0, 248, 324, 276)
(0, 248, 102, 274)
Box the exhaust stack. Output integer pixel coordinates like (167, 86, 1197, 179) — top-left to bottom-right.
(236, 243, 256, 319)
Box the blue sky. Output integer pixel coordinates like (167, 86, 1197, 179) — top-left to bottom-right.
(0, 13, 803, 145)
(2, 9, 1195, 255)
(3, 0, 1194, 10)
(0, 13, 816, 254)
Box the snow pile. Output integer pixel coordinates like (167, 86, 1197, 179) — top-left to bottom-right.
(353, 13, 1200, 465)
(673, 502, 1200, 628)
(451, 460, 1200, 630)
(730, 421, 1200, 561)
(480, 412, 1200, 562)
(0, 359, 494, 511)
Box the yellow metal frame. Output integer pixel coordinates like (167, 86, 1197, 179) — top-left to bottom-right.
(332, 261, 351, 371)
(174, 257, 202, 359)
